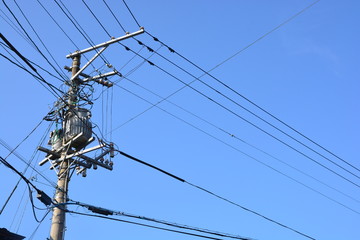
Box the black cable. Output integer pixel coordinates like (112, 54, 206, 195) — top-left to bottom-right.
(144, 1, 357, 174)
(35, 0, 79, 50)
(115, 44, 360, 189)
(2, 0, 67, 81)
(68, 210, 227, 240)
(0, 156, 39, 191)
(35, 0, 98, 80)
(0, 33, 64, 97)
(0, 8, 34, 47)
(116, 150, 317, 240)
(122, 0, 141, 28)
(102, 0, 127, 33)
(13, 0, 67, 80)
(132, 37, 360, 181)
(0, 52, 63, 99)
(55, 0, 110, 65)
(1, 34, 108, 147)
(114, 84, 360, 214)
(67, 200, 253, 240)
(122, 76, 360, 204)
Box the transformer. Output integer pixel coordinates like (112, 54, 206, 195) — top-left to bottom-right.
(63, 108, 92, 149)
(49, 129, 63, 151)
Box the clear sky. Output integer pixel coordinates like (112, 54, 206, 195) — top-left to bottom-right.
(0, 0, 359, 240)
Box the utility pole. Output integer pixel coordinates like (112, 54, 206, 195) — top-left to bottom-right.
(38, 28, 144, 240)
(49, 55, 80, 240)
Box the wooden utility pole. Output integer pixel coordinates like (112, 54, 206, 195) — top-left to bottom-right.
(37, 28, 144, 240)
(49, 56, 80, 240)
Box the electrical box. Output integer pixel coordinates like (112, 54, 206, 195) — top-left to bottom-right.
(64, 108, 92, 149)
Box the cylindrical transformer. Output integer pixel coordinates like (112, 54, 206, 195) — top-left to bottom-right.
(63, 108, 92, 148)
(50, 129, 63, 151)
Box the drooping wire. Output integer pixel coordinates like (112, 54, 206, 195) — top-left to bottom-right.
(130, 37, 360, 181)
(116, 150, 317, 240)
(28, 210, 51, 240)
(0, 121, 53, 215)
(122, 76, 360, 204)
(67, 210, 234, 240)
(0, 139, 57, 189)
(114, 84, 360, 214)
(144, 1, 357, 174)
(113, 44, 360, 189)
(67, 199, 253, 240)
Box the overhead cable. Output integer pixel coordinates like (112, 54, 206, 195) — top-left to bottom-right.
(66, 199, 253, 240)
(2, 0, 67, 80)
(116, 150, 316, 240)
(122, 77, 360, 204)
(144, 1, 358, 174)
(113, 44, 360, 189)
(68, 210, 238, 240)
(121, 0, 141, 28)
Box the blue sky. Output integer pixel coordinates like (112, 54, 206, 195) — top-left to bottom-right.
(0, 0, 359, 240)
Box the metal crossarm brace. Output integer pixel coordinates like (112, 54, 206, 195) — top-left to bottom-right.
(66, 28, 145, 58)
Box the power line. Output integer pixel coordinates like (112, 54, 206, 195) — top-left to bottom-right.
(102, 0, 127, 33)
(0, 156, 53, 207)
(13, 0, 67, 80)
(114, 84, 360, 214)
(76, 3, 353, 189)
(122, 0, 141, 28)
(116, 150, 316, 240)
(67, 199, 253, 240)
(129, 37, 360, 182)
(114, 44, 360, 189)
(54, 0, 110, 66)
(122, 76, 360, 204)
(143, 1, 359, 174)
(2, 0, 67, 81)
(0, 8, 34, 48)
(35, 0, 98, 75)
(68, 210, 238, 240)
(0, 138, 57, 189)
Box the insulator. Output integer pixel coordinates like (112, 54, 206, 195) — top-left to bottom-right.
(110, 143, 114, 158)
(109, 161, 113, 167)
(93, 164, 97, 170)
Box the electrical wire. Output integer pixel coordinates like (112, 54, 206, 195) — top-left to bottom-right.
(0, 138, 57, 189)
(121, 0, 141, 28)
(114, 84, 360, 214)
(0, 8, 34, 48)
(116, 150, 317, 240)
(67, 199, 253, 240)
(114, 44, 360, 189)
(28, 209, 51, 240)
(68, 210, 231, 240)
(36, 0, 99, 74)
(2, 0, 67, 81)
(102, 0, 127, 33)
(0, 121, 53, 215)
(130, 38, 360, 181)
(55, 0, 110, 65)
(122, 76, 360, 204)
(144, 1, 358, 174)
(13, 0, 67, 80)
